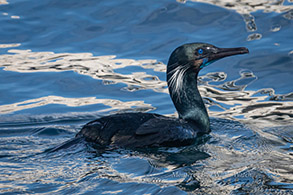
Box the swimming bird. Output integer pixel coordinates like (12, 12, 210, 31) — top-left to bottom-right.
(76, 43, 249, 148)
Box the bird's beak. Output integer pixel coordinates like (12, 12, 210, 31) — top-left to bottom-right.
(210, 47, 249, 61)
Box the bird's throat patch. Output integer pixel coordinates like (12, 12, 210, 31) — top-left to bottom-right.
(200, 58, 217, 69)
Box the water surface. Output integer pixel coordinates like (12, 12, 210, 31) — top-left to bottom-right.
(0, 0, 292, 194)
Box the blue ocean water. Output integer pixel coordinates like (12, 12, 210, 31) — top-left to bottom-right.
(0, 0, 292, 194)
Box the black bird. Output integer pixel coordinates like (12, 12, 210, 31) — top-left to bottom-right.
(76, 43, 249, 148)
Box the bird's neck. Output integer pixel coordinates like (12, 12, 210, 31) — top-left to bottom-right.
(167, 71, 210, 133)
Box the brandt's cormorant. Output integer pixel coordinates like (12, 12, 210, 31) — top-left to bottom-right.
(76, 43, 249, 148)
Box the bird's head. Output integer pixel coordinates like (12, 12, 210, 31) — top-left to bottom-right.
(167, 43, 249, 97)
(167, 42, 249, 73)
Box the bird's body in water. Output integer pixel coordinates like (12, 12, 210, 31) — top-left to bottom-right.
(76, 43, 249, 148)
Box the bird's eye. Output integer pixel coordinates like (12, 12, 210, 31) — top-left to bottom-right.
(197, 48, 204, 55)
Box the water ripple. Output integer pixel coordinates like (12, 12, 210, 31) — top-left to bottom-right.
(189, 0, 293, 41)
(0, 50, 292, 127)
(0, 0, 292, 193)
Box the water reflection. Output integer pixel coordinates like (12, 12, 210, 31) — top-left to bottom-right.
(188, 0, 293, 40)
(0, 96, 154, 115)
(0, 43, 20, 48)
(0, 49, 292, 127)
(1, 49, 167, 93)
(0, 0, 8, 5)
(190, 0, 293, 14)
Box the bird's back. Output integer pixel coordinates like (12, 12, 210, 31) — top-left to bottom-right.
(76, 113, 199, 148)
